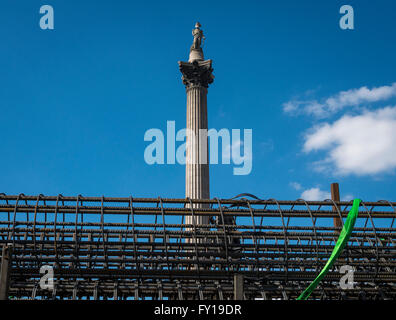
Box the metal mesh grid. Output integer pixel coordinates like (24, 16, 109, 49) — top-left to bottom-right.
(0, 194, 395, 300)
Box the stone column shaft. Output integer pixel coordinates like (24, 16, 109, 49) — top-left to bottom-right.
(185, 85, 210, 226)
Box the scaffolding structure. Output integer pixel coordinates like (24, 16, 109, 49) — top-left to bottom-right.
(0, 193, 395, 300)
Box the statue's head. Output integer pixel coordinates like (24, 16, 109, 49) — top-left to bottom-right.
(195, 22, 201, 29)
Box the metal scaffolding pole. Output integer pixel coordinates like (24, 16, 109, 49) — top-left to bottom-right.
(0, 245, 12, 300)
(234, 274, 244, 300)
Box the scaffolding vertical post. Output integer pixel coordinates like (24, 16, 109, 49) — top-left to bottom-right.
(331, 183, 342, 232)
(234, 274, 244, 300)
(0, 245, 13, 300)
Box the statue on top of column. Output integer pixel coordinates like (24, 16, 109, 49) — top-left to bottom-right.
(191, 22, 205, 50)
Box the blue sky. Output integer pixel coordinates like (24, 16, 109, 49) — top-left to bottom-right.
(0, 0, 395, 201)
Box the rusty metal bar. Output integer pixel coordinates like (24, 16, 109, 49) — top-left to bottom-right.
(234, 274, 244, 300)
(331, 183, 343, 231)
(0, 245, 12, 300)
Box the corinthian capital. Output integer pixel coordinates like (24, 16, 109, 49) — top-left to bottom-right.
(178, 59, 214, 89)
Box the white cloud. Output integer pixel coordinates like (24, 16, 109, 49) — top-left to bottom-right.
(283, 83, 396, 117)
(304, 106, 396, 175)
(301, 188, 331, 201)
(300, 187, 353, 201)
(342, 194, 354, 201)
(290, 182, 302, 191)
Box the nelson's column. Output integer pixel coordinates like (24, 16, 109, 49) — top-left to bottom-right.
(178, 22, 214, 226)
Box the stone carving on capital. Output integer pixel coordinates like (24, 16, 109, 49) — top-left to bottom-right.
(178, 60, 214, 89)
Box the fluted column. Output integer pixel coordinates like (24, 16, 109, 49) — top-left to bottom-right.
(185, 85, 210, 225)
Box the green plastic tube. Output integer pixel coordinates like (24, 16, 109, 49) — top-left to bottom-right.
(297, 198, 361, 300)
